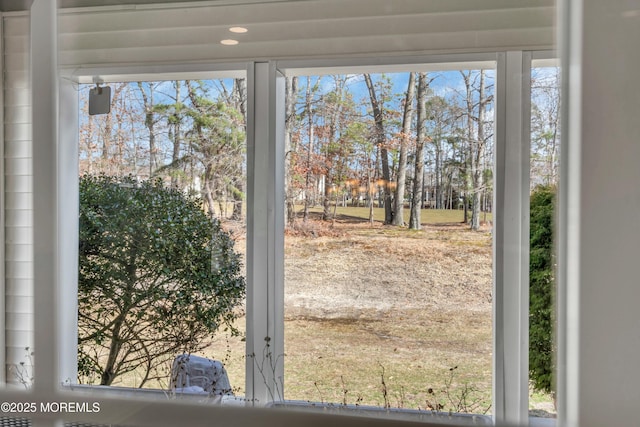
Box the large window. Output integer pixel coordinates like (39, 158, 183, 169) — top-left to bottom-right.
(281, 68, 495, 413)
(13, 0, 640, 424)
(16, 52, 549, 427)
(76, 78, 248, 393)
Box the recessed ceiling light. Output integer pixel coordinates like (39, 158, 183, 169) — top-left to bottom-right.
(229, 27, 248, 34)
(221, 39, 239, 46)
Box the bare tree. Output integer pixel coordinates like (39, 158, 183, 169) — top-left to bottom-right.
(409, 73, 429, 230)
(137, 82, 162, 177)
(302, 77, 315, 223)
(461, 71, 493, 231)
(531, 67, 560, 187)
(231, 78, 247, 220)
(364, 74, 393, 224)
(392, 72, 415, 226)
(284, 76, 299, 226)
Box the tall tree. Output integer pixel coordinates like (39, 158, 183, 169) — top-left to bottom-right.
(409, 73, 428, 230)
(231, 78, 247, 220)
(171, 81, 184, 187)
(152, 81, 187, 187)
(302, 77, 316, 223)
(284, 76, 299, 226)
(364, 74, 393, 224)
(320, 76, 356, 221)
(185, 81, 245, 216)
(217, 78, 248, 220)
(321, 79, 341, 221)
(392, 72, 415, 226)
(531, 68, 560, 187)
(461, 70, 493, 231)
(426, 96, 453, 209)
(137, 82, 161, 177)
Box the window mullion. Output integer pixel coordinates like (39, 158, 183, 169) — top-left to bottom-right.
(245, 61, 285, 405)
(493, 50, 532, 425)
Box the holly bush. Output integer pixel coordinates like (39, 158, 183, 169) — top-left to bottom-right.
(529, 185, 556, 395)
(78, 175, 245, 386)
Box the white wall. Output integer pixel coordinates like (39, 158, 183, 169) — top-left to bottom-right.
(3, 14, 33, 387)
(558, 1, 640, 426)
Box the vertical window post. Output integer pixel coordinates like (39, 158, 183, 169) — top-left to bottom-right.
(31, 0, 61, 398)
(493, 51, 531, 425)
(0, 15, 5, 386)
(245, 62, 286, 405)
(58, 73, 79, 385)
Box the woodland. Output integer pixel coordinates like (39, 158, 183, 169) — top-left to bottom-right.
(79, 69, 560, 229)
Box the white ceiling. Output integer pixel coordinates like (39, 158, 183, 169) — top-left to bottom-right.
(2, 0, 555, 69)
(59, 0, 300, 6)
(0, 0, 304, 11)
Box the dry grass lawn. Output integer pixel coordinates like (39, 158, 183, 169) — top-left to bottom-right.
(118, 206, 553, 416)
(208, 207, 496, 413)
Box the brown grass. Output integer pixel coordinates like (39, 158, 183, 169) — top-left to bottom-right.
(116, 208, 554, 416)
(282, 216, 493, 411)
(207, 211, 496, 412)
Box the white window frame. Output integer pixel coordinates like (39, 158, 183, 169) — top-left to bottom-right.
(279, 52, 533, 425)
(493, 51, 531, 425)
(0, 2, 550, 425)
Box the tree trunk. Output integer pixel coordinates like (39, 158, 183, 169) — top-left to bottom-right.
(435, 141, 442, 209)
(232, 78, 247, 221)
(471, 71, 487, 230)
(392, 72, 415, 226)
(203, 164, 217, 216)
(171, 81, 182, 188)
(100, 315, 123, 386)
(461, 70, 491, 231)
(137, 82, 157, 177)
(364, 74, 393, 224)
(102, 106, 112, 166)
(284, 76, 299, 226)
(323, 77, 345, 221)
(409, 73, 428, 230)
(303, 79, 314, 223)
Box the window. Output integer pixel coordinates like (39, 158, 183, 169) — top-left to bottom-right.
(5, 50, 546, 427)
(528, 60, 560, 418)
(11, 0, 640, 425)
(76, 78, 248, 392)
(281, 69, 495, 415)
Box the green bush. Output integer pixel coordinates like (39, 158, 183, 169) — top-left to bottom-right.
(78, 175, 245, 386)
(529, 185, 556, 395)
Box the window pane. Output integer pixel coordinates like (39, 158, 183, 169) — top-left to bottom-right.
(529, 64, 560, 418)
(77, 79, 247, 395)
(283, 69, 495, 415)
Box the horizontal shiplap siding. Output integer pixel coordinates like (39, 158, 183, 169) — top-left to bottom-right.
(58, 0, 555, 68)
(3, 14, 33, 386)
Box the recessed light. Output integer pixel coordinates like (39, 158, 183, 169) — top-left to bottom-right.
(229, 27, 248, 34)
(221, 39, 239, 46)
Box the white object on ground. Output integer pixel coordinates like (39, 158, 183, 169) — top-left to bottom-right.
(170, 354, 233, 396)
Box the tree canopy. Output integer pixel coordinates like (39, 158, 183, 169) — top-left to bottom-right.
(78, 175, 245, 386)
